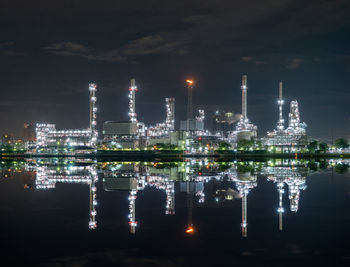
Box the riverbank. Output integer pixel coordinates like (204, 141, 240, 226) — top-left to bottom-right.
(1, 150, 349, 160)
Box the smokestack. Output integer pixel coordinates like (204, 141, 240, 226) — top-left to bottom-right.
(186, 80, 194, 120)
(277, 81, 284, 132)
(279, 81, 283, 100)
(241, 75, 248, 120)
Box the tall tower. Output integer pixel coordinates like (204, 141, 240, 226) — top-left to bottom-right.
(165, 97, 175, 132)
(288, 101, 300, 129)
(186, 80, 194, 120)
(241, 75, 248, 121)
(89, 83, 98, 146)
(128, 78, 138, 123)
(277, 82, 285, 132)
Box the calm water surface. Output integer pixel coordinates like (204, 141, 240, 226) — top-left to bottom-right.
(0, 159, 349, 266)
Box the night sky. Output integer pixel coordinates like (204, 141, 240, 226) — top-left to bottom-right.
(1, 0, 349, 139)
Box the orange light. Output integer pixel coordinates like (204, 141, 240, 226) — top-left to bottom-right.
(185, 226, 194, 234)
(186, 79, 193, 85)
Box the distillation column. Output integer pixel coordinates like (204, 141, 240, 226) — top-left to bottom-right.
(165, 97, 175, 132)
(128, 79, 138, 123)
(89, 83, 97, 146)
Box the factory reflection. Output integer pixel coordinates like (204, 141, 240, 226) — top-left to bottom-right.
(1, 158, 348, 236)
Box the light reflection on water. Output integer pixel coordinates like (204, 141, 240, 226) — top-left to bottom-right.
(1, 158, 349, 236)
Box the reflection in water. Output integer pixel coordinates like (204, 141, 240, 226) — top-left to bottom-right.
(264, 165, 308, 231)
(1, 158, 349, 237)
(35, 163, 98, 229)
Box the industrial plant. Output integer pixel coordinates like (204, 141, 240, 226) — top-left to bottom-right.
(30, 75, 311, 154)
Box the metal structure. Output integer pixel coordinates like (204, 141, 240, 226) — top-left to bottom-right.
(128, 78, 138, 123)
(234, 75, 257, 140)
(186, 80, 194, 120)
(277, 82, 285, 132)
(89, 83, 98, 146)
(242, 75, 247, 121)
(147, 98, 176, 137)
(265, 84, 307, 149)
(196, 109, 205, 122)
(165, 97, 175, 132)
(286, 100, 307, 135)
(35, 84, 98, 151)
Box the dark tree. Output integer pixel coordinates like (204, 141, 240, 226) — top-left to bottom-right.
(319, 142, 328, 153)
(335, 138, 349, 149)
(307, 141, 318, 153)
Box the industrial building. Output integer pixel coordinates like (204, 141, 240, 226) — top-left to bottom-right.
(231, 75, 258, 142)
(264, 82, 308, 151)
(35, 83, 98, 153)
(102, 121, 139, 149)
(212, 111, 239, 137)
(29, 75, 314, 153)
(179, 80, 205, 133)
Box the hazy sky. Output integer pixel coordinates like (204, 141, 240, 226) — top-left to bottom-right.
(0, 0, 349, 139)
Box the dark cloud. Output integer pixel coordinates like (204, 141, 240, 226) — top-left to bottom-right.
(0, 0, 349, 138)
(241, 56, 253, 62)
(0, 50, 25, 56)
(122, 33, 188, 56)
(0, 42, 14, 47)
(44, 33, 187, 63)
(286, 58, 305, 69)
(0, 42, 24, 56)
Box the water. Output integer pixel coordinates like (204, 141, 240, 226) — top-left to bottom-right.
(0, 159, 349, 266)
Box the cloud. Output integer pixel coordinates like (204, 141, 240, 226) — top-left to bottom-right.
(0, 42, 25, 56)
(122, 34, 188, 56)
(0, 50, 25, 56)
(241, 56, 253, 62)
(0, 42, 14, 47)
(286, 58, 304, 69)
(254, 60, 267, 65)
(44, 42, 91, 56)
(44, 33, 188, 63)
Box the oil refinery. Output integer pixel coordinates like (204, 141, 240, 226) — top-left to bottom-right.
(29, 75, 313, 154)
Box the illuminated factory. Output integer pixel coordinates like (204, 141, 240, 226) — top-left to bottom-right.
(32, 76, 312, 152)
(103, 79, 181, 149)
(264, 82, 308, 151)
(230, 75, 257, 142)
(179, 80, 205, 134)
(35, 83, 98, 153)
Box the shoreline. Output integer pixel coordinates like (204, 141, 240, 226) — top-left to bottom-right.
(1, 150, 349, 160)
